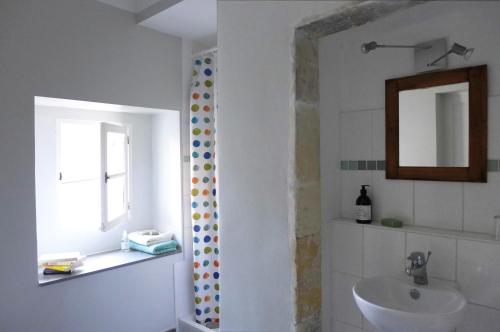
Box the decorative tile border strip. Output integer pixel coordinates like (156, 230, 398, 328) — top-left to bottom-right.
(341, 160, 500, 172)
(488, 160, 500, 172)
(340, 160, 385, 171)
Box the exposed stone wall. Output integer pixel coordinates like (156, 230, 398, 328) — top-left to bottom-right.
(293, 29, 321, 332)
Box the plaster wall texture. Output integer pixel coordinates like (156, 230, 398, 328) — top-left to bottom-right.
(0, 0, 182, 330)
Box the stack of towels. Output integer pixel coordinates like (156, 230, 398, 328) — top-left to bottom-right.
(128, 230, 178, 255)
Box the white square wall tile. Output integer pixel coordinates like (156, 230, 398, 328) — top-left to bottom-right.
(372, 172, 413, 224)
(371, 109, 385, 160)
(488, 96, 500, 159)
(331, 272, 363, 328)
(332, 320, 363, 332)
(322, 230, 333, 332)
(340, 111, 372, 160)
(341, 171, 372, 219)
(322, 264, 333, 332)
(406, 233, 456, 281)
(414, 181, 463, 231)
(331, 222, 363, 276)
(458, 239, 500, 310)
(456, 303, 500, 332)
(363, 227, 405, 278)
(362, 318, 380, 332)
(322, 172, 341, 222)
(464, 173, 500, 234)
(320, 106, 340, 173)
(323, 222, 334, 273)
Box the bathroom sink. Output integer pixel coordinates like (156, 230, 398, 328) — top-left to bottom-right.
(353, 276, 466, 332)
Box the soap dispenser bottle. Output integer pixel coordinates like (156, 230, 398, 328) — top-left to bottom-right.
(355, 185, 372, 224)
(121, 230, 130, 251)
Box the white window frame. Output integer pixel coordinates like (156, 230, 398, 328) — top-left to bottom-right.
(56, 120, 130, 232)
(100, 123, 130, 232)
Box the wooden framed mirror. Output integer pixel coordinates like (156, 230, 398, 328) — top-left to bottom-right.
(386, 65, 487, 182)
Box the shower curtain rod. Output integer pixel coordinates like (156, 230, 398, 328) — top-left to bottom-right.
(192, 47, 217, 58)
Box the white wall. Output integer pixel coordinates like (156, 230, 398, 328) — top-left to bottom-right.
(217, 1, 347, 331)
(0, 0, 182, 330)
(152, 111, 183, 245)
(320, 2, 500, 331)
(35, 106, 154, 255)
(173, 38, 197, 324)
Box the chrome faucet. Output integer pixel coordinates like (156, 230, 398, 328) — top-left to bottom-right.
(405, 251, 431, 285)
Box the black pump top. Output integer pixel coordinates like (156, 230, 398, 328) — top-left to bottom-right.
(360, 185, 370, 195)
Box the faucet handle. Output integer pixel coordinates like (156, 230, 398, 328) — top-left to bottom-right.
(406, 251, 431, 267)
(425, 251, 432, 265)
(405, 254, 415, 276)
(407, 251, 424, 265)
(405, 251, 431, 285)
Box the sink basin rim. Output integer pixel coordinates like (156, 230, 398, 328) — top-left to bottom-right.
(353, 276, 467, 317)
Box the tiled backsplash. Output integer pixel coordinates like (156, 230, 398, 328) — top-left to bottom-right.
(341, 160, 500, 172)
(323, 219, 500, 332)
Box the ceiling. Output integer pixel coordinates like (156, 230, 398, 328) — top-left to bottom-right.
(95, 0, 217, 46)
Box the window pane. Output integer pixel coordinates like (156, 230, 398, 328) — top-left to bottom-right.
(59, 179, 100, 230)
(60, 122, 100, 181)
(107, 131, 126, 175)
(107, 176, 126, 222)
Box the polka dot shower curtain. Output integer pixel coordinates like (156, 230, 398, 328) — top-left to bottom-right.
(190, 52, 220, 327)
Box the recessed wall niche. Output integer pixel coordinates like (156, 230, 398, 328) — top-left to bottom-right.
(34, 96, 183, 258)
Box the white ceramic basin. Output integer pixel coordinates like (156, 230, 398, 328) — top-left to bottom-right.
(353, 276, 466, 332)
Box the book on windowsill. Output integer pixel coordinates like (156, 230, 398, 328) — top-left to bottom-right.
(41, 261, 82, 272)
(39, 252, 85, 276)
(43, 268, 72, 275)
(42, 261, 83, 269)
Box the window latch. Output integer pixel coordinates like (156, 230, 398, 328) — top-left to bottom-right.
(105, 172, 110, 183)
(59, 172, 63, 181)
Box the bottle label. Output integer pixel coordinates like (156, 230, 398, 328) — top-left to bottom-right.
(355, 205, 371, 220)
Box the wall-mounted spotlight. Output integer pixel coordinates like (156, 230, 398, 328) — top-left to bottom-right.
(361, 41, 430, 54)
(427, 43, 474, 67)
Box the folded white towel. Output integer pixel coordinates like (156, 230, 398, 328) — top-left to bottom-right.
(128, 229, 173, 246)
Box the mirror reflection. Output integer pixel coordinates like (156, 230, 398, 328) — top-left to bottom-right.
(399, 82, 469, 167)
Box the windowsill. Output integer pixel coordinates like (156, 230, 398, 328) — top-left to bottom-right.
(38, 247, 182, 286)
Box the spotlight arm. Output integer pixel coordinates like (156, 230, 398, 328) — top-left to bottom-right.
(428, 43, 474, 67)
(376, 44, 429, 49)
(427, 49, 453, 67)
(361, 41, 431, 54)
